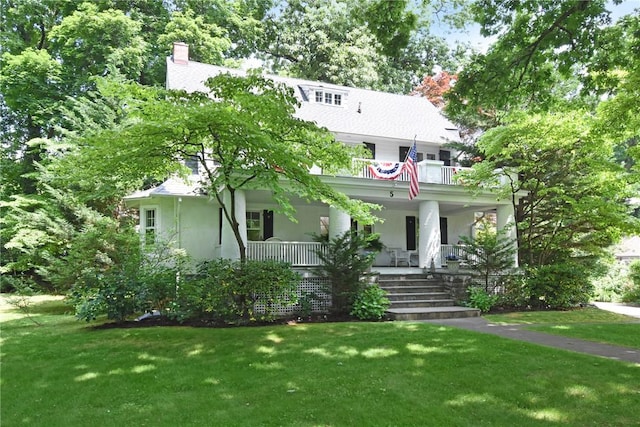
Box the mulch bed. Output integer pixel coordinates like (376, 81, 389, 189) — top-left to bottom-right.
(92, 313, 359, 330)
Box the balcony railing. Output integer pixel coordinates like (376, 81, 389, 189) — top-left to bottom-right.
(349, 159, 470, 186)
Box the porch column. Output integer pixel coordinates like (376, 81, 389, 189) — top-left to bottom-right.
(418, 200, 441, 268)
(496, 203, 518, 267)
(328, 206, 350, 239)
(220, 189, 246, 261)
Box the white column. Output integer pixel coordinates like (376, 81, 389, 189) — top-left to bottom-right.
(328, 206, 351, 239)
(220, 189, 246, 260)
(419, 200, 441, 268)
(496, 203, 518, 267)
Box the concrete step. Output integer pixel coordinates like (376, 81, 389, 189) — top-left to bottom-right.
(386, 292, 451, 301)
(380, 285, 445, 293)
(386, 306, 481, 321)
(388, 299, 455, 308)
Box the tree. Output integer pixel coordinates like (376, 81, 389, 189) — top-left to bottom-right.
(459, 226, 516, 292)
(461, 110, 637, 273)
(259, 0, 463, 93)
(412, 71, 457, 108)
(446, 0, 613, 126)
(52, 73, 380, 262)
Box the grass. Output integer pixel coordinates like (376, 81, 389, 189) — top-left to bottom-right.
(2, 298, 640, 427)
(484, 307, 636, 325)
(485, 307, 640, 348)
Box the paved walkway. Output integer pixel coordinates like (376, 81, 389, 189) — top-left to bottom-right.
(426, 304, 640, 364)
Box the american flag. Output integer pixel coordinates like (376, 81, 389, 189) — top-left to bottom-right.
(404, 141, 419, 200)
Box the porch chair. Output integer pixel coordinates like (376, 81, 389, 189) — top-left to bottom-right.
(387, 247, 412, 267)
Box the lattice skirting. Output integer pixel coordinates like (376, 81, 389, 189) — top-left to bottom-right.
(254, 276, 332, 316)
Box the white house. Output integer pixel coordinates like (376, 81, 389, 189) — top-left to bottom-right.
(125, 43, 519, 270)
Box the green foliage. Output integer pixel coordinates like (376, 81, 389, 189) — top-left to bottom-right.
(158, 9, 231, 65)
(465, 286, 499, 313)
(525, 263, 595, 310)
(313, 230, 377, 315)
(465, 110, 638, 270)
(592, 261, 629, 303)
(447, 0, 611, 125)
(183, 259, 301, 324)
(459, 225, 516, 291)
(350, 284, 390, 321)
(494, 274, 530, 309)
(68, 234, 187, 322)
(622, 261, 640, 304)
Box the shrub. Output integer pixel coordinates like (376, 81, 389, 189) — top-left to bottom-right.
(495, 274, 530, 309)
(69, 235, 188, 322)
(459, 226, 516, 291)
(313, 230, 377, 315)
(350, 285, 390, 321)
(525, 263, 594, 309)
(189, 259, 300, 324)
(466, 286, 499, 313)
(622, 261, 640, 304)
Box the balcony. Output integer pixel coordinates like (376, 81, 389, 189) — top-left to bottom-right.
(349, 159, 471, 186)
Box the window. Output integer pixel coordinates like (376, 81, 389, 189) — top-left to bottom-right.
(313, 89, 345, 106)
(142, 208, 157, 246)
(400, 146, 423, 162)
(426, 153, 436, 160)
(184, 155, 199, 174)
(320, 216, 329, 237)
(363, 142, 376, 159)
(246, 211, 262, 241)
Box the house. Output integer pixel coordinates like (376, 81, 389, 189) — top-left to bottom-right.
(125, 42, 520, 271)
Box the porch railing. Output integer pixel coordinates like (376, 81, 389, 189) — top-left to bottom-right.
(440, 244, 477, 266)
(247, 241, 326, 266)
(248, 241, 476, 268)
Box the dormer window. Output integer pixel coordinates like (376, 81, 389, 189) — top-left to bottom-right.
(184, 155, 199, 175)
(313, 89, 345, 106)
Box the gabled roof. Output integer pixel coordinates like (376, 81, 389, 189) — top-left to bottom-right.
(166, 58, 460, 144)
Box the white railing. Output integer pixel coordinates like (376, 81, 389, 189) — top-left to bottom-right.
(354, 159, 411, 181)
(441, 166, 470, 185)
(249, 241, 476, 268)
(247, 241, 326, 266)
(440, 244, 478, 266)
(350, 159, 470, 186)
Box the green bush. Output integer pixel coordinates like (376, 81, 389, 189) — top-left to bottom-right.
(495, 274, 530, 309)
(525, 263, 594, 309)
(188, 259, 301, 324)
(68, 233, 188, 322)
(622, 261, 640, 304)
(466, 286, 499, 313)
(313, 230, 377, 315)
(350, 285, 390, 321)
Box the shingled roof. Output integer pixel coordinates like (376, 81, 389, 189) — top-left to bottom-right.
(166, 58, 460, 145)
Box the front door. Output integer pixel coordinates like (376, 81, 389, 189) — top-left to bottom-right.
(406, 216, 416, 251)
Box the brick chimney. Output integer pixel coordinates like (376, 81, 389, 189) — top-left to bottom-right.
(173, 42, 189, 65)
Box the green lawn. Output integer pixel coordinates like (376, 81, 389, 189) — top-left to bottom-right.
(485, 307, 640, 348)
(2, 299, 640, 427)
